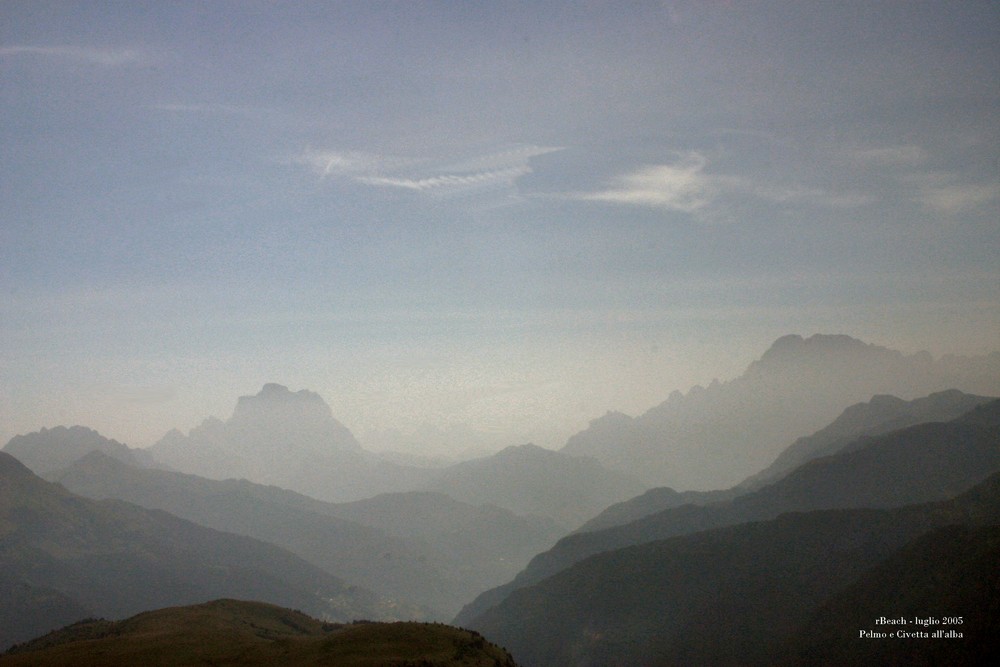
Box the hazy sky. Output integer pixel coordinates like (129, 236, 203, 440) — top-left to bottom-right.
(3, 1, 999, 450)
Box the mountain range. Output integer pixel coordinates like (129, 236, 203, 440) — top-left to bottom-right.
(4, 333, 1000, 664)
(578, 389, 995, 533)
(562, 334, 1000, 489)
(49, 451, 563, 619)
(143, 383, 645, 525)
(456, 398, 1000, 627)
(148, 383, 415, 502)
(3, 426, 157, 476)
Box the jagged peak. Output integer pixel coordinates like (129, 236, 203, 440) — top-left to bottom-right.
(495, 443, 547, 457)
(231, 383, 334, 422)
(245, 383, 325, 403)
(760, 333, 869, 359)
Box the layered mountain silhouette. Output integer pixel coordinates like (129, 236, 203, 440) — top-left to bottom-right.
(50, 452, 562, 619)
(578, 389, 994, 533)
(182, 388, 649, 524)
(148, 383, 422, 501)
(465, 473, 1000, 666)
(562, 334, 1000, 489)
(0, 452, 385, 650)
(739, 388, 996, 490)
(2, 599, 520, 666)
(145, 384, 644, 523)
(319, 491, 564, 598)
(423, 444, 646, 529)
(456, 398, 1000, 626)
(2, 426, 157, 476)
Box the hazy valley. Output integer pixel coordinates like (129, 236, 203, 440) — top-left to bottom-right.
(3, 334, 999, 665)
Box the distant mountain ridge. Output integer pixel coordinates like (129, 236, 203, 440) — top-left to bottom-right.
(562, 333, 1000, 489)
(577, 389, 995, 533)
(144, 384, 644, 520)
(739, 388, 996, 490)
(149, 383, 393, 500)
(423, 444, 647, 529)
(2, 426, 157, 476)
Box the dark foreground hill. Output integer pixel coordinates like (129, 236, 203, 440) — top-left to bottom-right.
(465, 473, 1000, 666)
(774, 523, 1000, 666)
(1, 599, 520, 666)
(0, 452, 384, 650)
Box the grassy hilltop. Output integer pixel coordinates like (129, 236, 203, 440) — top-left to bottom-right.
(2, 599, 520, 667)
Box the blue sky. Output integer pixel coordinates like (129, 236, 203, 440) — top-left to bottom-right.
(2, 1, 998, 450)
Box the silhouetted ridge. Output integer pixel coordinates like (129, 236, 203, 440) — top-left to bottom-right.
(775, 523, 1000, 665)
(2, 426, 156, 476)
(0, 450, 32, 477)
(0, 451, 387, 649)
(740, 389, 996, 489)
(51, 451, 563, 620)
(147, 384, 393, 501)
(562, 333, 1000, 489)
(465, 472, 1000, 666)
(457, 398, 1000, 627)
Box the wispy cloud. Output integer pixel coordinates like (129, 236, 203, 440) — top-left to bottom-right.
(581, 153, 711, 213)
(575, 151, 868, 218)
(295, 144, 561, 200)
(299, 149, 415, 179)
(358, 167, 532, 194)
(0, 45, 145, 66)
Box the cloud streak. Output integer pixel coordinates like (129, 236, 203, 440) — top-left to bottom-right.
(575, 152, 869, 218)
(581, 153, 711, 213)
(296, 144, 561, 200)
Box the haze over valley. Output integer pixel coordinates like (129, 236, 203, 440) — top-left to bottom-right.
(3, 2, 999, 664)
(4, 335, 1000, 662)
